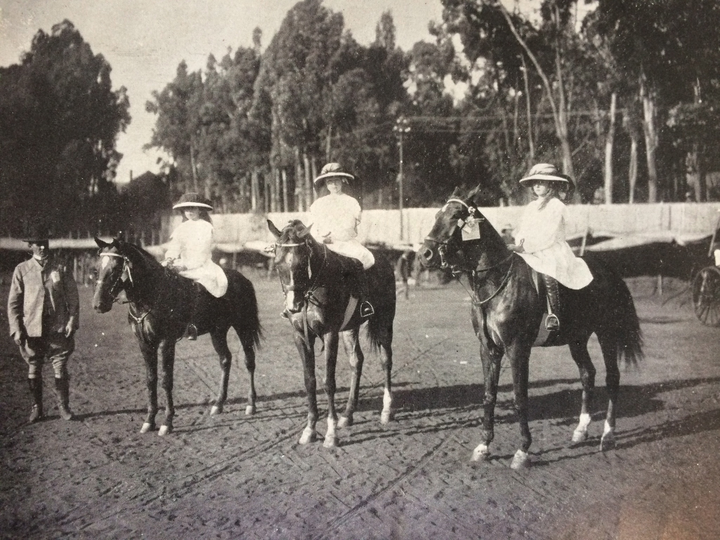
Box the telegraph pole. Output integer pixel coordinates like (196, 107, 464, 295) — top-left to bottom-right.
(393, 116, 410, 241)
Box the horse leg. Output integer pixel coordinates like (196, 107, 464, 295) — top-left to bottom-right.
(597, 333, 621, 451)
(157, 339, 175, 436)
(323, 332, 340, 448)
(139, 341, 158, 433)
(338, 329, 363, 428)
(377, 321, 394, 425)
(209, 330, 232, 415)
(568, 338, 597, 444)
(507, 343, 533, 469)
(235, 326, 257, 416)
(472, 342, 503, 462)
(295, 333, 318, 444)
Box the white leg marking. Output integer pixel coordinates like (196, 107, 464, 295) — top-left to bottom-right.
(324, 417, 338, 448)
(380, 388, 393, 424)
(572, 412, 591, 443)
(510, 449, 531, 469)
(299, 426, 316, 445)
(600, 420, 616, 451)
(471, 443, 490, 462)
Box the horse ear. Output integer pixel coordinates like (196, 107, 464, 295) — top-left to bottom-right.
(450, 186, 464, 199)
(267, 219, 282, 239)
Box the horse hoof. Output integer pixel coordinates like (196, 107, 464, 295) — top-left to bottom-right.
(158, 425, 172, 436)
(510, 449, 531, 470)
(323, 436, 338, 448)
(299, 428, 317, 445)
(471, 445, 490, 462)
(600, 433, 616, 451)
(338, 416, 352, 428)
(245, 405, 256, 416)
(210, 404, 222, 415)
(572, 429, 588, 443)
(380, 410, 393, 425)
(140, 422, 154, 434)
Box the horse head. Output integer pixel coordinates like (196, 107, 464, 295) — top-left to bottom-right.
(268, 219, 316, 314)
(418, 186, 507, 272)
(92, 237, 130, 313)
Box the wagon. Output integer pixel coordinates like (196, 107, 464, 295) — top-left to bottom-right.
(692, 211, 720, 327)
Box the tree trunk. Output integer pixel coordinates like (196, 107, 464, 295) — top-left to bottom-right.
(281, 168, 289, 212)
(304, 152, 312, 208)
(521, 55, 535, 162)
(251, 168, 259, 211)
(629, 136, 638, 204)
(604, 92, 617, 204)
(640, 72, 659, 202)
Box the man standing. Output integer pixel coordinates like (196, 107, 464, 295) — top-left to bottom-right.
(7, 224, 79, 422)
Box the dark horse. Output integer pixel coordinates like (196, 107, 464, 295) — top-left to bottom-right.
(92, 237, 262, 435)
(418, 187, 643, 468)
(268, 219, 396, 448)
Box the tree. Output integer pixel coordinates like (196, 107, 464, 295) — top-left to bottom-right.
(0, 20, 130, 235)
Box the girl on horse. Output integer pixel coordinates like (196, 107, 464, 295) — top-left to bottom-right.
(309, 162, 374, 317)
(163, 193, 228, 339)
(511, 163, 593, 331)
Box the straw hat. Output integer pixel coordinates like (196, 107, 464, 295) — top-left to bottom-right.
(313, 162, 354, 188)
(173, 192, 213, 211)
(519, 163, 572, 185)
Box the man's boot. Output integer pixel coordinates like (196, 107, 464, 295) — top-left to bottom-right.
(28, 376, 43, 423)
(54, 377, 74, 421)
(542, 274, 560, 332)
(353, 260, 374, 318)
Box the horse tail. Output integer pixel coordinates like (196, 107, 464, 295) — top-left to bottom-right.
(365, 257, 396, 353)
(612, 275, 644, 368)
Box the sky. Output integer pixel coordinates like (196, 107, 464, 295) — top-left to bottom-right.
(0, 0, 446, 184)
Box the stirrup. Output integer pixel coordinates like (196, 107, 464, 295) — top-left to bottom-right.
(186, 324, 198, 341)
(360, 301, 374, 318)
(545, 313, 559, 332)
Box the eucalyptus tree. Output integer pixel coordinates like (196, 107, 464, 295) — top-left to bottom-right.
(591, 0, 720, 201)
(0, 19, 130, 236)
(146, 61, 204, 194)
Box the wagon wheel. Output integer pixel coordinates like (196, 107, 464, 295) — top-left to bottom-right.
(692, 266, 720, 327)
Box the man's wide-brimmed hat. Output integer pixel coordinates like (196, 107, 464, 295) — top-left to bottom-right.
(173, 192, 213, 211)
(22, 223, 50, 243)
(313, 162, 355, 188)
(519, 163, 572, 185)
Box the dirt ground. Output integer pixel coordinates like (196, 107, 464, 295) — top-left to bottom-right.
(1, 270, 720, 540)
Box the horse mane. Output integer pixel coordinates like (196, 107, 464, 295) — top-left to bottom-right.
(119, 240, 164, 276)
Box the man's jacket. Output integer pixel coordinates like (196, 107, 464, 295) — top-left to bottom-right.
(7, 257, 79, 339)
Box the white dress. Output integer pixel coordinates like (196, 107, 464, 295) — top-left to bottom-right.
(514, 197, 593, 289)
(309, 193, 375, 269)
(165, 219, 229, 297)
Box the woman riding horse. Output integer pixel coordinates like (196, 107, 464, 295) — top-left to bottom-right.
(419, 184, 643, 469)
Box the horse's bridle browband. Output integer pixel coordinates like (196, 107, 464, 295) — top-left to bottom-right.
(101, 251, 133, 297)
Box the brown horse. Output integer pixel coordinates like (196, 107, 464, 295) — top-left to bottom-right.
(418, 187, 643, 468)
(92, 237, 262, 435)
(268, 219, 396, 448)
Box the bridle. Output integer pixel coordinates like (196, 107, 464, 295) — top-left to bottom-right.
(99, 251, 133, 301)
(423, 198, 481, 272)
(272, 239, 329, 306)
(424, 197, 515, 305)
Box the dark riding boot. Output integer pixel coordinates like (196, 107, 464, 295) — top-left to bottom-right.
(28, 376, 43, 423)
(54, 377, 74, 421)
(542, 274, 561, 332)
(186, 283, 204, 340)
(352, 260, 374, 318)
